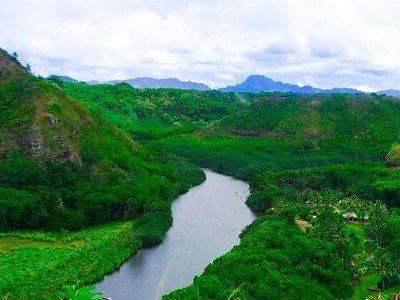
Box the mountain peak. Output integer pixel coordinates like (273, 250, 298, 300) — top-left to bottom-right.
(220, 74, 298, 93)
(48, 75, 79, 83)
(246, 74, 272, 81)
(220, 74, 360, 94)
(378, 89, 400, 97)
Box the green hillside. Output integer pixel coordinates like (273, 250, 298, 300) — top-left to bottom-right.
(53, 80, 245, 139)
(0, 49, 203, 232)
(0, 49, 204, 299)
(161, 95, 400, 299)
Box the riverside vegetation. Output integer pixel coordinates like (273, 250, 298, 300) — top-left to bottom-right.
(0, 49, 204, 299)
(161, 97, 400, 299)
(1, 48, 400, 299)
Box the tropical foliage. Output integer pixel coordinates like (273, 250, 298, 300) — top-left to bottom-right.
(1, 47, 400, 299)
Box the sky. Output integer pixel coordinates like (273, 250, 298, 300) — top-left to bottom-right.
(1, 0, 400, 91)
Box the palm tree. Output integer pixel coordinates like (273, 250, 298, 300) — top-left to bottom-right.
(58, 282, 103, 300)
(366, 202, 388, 248)
(226, 283, 244, 300)
(371, 251, 396, 291)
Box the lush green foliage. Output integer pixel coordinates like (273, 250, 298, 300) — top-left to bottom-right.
(58, 283, 102, 300)
(0, 221, 135, 299)
(0, 49, 205, 299)
(166, 215, 354, 300)
(386, 144, 400, 167)
(160, 95, 400, 299)
(55, 80, 245, 139)
(3, 49, 400, 299)
(0, 52, 204, 231)
(0, 209, 197, 299)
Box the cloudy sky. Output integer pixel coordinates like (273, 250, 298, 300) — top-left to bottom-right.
(1, 0, 400, 91)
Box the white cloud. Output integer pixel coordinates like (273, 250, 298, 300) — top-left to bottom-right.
(352, 85, 377, 93)
(1, 0, 400, 89)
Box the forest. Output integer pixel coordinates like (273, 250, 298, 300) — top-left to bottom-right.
(161, 95, 400, 299)
(1, 48, 400, 299)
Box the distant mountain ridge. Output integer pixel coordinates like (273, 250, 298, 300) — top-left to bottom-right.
(49, 73, 400, 95)
(219, 75, 360, 94)
(378, 90, 400, 97)
(48, 74, 79, 83)
(109, 77, 210, 90)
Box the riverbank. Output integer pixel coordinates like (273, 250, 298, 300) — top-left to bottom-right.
(0, 168, 205, 299)
(97, 170, 255, 299)
(158, 129, 400, 299)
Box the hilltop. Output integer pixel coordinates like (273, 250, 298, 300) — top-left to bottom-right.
(0, 48, 197, 231)
(217, 93, 400, 141)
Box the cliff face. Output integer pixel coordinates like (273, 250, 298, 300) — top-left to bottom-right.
(0, 49, 79, 163)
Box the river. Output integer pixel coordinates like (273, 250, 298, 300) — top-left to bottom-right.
(97, 170, 255, 300)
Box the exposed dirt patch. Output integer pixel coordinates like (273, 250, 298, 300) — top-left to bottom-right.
(295, 219, 312, 232)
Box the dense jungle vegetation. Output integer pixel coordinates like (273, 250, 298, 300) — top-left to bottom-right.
(54, 80, 245, 139)
(160, 96, 400, 299)
(57, 79, 400, 299)
(1, 47, 400, 299)
(0, 50, 205, 232)
(0, 49, 204, 299)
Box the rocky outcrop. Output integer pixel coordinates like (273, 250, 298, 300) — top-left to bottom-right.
(45, 114, 59, 126)
(26, 125, 46, 157)
(60, 145, 77, 162)
(386, 144, 400, 167)
(0, 49, 27, 80)
(23, 120, 81, 163)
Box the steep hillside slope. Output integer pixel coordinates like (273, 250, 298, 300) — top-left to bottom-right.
(0, 50, 136, 164)
(0, 49, 201, 231)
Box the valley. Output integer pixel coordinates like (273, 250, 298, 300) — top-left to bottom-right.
(1, 48, 400, 300)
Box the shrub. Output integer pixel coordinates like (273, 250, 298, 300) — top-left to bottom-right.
(386, 144, 400, 167)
